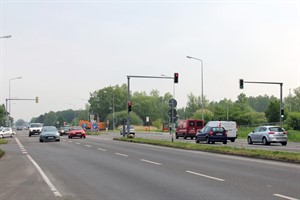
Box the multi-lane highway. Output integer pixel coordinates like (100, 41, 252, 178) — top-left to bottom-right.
(0, 130, 299, 200)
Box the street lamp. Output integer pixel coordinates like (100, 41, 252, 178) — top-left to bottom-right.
(0, 35, 11, 39)
(9, 76, 22, 126)
(187, 56, 204, 121)
(104, 91, 115, 130)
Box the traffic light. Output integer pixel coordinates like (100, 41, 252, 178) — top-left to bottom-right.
(35, 96, 39, 103)
(128, 102, 132, 112)
(239, 79, 244, 89)
(174, 73, 179, 83)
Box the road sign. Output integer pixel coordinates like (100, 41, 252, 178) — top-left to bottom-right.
(168, 98, 177, 108)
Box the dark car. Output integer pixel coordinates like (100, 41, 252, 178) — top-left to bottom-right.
(195, 126, 227, 144)
(68, 126, 86, 139)
(39, 126, 60, 142)
(59, 126, 70, 136)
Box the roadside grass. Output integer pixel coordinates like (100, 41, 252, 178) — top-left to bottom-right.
(114, 137, 300, 163)
(86, 131, 108, 136)
(0, 139, 7, 158)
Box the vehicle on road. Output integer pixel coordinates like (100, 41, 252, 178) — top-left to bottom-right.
(59, 126, 70, 136)
(68, 126, 86, 139)
(247, 126, 288, 146)
(120, 125, 135, 135)
(39, 126, 60, 142)
(195, 126, 227, 144)
(175, 119, 204, 139)
(205, 121, 238, 142)
(0, 127, 15, 138)
(29, 123, 43, 137)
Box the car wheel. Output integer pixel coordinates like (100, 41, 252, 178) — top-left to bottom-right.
(10, 134, 14, 138)
(56, 139, 60, 142)
(223, 141, 227, 144)
(195, 138, 200, 143)
(262, 137, 270, 145)
(247, 137, 253, 144)
(183, 134, 187, 139)
(191, 137, 194, 140)
(206, 137, 210, 144)
(40, 138, 43, 142)
(29, 134, 31, 137)
(211, 141, 215, 144)
(281, 142, 287, 146)
(0, 134, 3, 139)
(231, 139, 235, 142)
(175, 133, 179, 139)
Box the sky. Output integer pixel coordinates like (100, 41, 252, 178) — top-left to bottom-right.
(0, 0, 299, 122)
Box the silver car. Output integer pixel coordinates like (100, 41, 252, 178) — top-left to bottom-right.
(0, 127, 15, 138)
(247, 126, 288, 146)
(39, 126, 60, 142)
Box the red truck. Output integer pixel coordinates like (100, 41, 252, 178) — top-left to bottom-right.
(175, 119, 204, 139)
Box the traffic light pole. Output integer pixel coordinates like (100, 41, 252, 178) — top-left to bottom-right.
(5, 97, 38, 127)
(241, 80, 283, 127)
(126, 75, 174, 138)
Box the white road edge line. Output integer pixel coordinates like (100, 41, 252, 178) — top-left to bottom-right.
(273, 194, 299, 200)
(27, 154, 62, 197)
(85, 145, 92, 148)
(115, 153, 128, 157)
(97, 148, 107, 151)
(15, 138, 62, 197)
(140, 159, 162, 165)
(186, 170, 225, 182)
(75, 142, 81, 144)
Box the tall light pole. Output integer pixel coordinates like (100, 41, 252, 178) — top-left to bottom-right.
(187, 56, 204, 121)
(9, 77, 22, 126)
(0, 35, 11, 39)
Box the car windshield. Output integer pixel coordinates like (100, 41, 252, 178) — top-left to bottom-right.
(31, 124, 42, 127)
(211, 127, 225, 132)
(269, 127, 285, 132)
(71, 126, 83, 130)
(43, 126, 57, 132)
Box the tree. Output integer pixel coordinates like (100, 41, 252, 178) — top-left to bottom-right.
(285, 112, 300, 130)
(265, 100, 280, 123)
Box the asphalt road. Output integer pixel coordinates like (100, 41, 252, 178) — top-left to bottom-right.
(0, 131, 299, 200)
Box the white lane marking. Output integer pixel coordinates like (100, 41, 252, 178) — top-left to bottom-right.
(15, 138, 62, 197)
(186, 171, 225, 182)
(68, 141, 73, 143)
(97, 148, 107, 151)
(115, 153, 128, 157)
(27, 154, 62, 197)
(140, 159, 162, 165)
(85, 145, 92, 148)
(75, 142, 81, 145)
(273, 194, 299, 200)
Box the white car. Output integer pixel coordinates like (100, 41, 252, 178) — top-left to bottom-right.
(120, 125, 135, 135)
(0, 127, 15, 138)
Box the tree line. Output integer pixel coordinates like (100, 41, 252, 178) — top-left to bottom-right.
(1, 85, 299, 130)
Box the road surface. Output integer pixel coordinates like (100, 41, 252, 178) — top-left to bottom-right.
(0, 131, 299, 200)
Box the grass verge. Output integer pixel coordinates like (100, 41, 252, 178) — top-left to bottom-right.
(0, 139, 7, 158)
(114, 137, 300, 164)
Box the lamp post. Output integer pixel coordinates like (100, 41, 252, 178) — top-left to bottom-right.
(187, 56, 204, 121)
(0, 35, 11, 39)
(9, 77, 22, 126)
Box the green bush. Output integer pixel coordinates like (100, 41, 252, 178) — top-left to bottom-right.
(286, 112, 300, 130)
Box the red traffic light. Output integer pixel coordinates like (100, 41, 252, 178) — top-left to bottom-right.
(174, 73, 179, 83)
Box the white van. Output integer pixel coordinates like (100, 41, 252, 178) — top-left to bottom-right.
(205, 121, 238, 142)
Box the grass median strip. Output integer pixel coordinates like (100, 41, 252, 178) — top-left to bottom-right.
(0, 139, 7, 158)
(114, 137, 300, 164)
